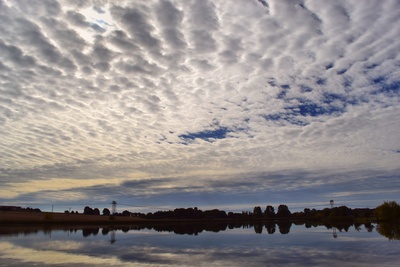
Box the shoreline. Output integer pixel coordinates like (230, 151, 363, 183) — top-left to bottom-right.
(0, 210, 376, 225)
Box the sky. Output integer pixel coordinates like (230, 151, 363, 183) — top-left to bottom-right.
(0, 0, 399, 213)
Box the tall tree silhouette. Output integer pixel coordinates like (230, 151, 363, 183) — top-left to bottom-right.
(277, 205, 291, 218)
(264, 205, 275, 218)
(253, 206, 262, 217)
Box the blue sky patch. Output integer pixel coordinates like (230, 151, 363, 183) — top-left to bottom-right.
(276, 84, 291, 99)
(316, 78, 326, 85)
(264, 113, 309, 126)
(179, 127, 231, 142)
(373, 79, 400, 96)
(264, 97, 345, 126)
(300, 85, 313, 93)
(325, 63, 334, 70)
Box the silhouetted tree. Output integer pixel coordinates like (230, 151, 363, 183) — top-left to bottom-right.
(253, 206, 262, 217)
(353, 208, 374, 218)
(93, 208, 100, 216)
(322, 208, 331, 217)
(203, 209, 227, 219)
(103, 208, 111, 216)
(277, 205, 291, 218)
(173, 208, 189, 219)
(122, 210, 131, 216)
(83, 206, 94, 215)
(308, 208, 317, 217)
(330, 206, 353, 217)
(264, 205, 275, 218)
(304, 208, 310, 216)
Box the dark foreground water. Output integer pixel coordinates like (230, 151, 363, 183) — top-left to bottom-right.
(0, 222, 399, 266)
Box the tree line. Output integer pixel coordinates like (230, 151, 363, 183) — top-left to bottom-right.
(77, 204, 374, 221)
(68, 201, 400, 222)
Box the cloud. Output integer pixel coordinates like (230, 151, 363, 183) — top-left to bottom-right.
(0, 0, 399, 210)
(111, 4, 161, 53)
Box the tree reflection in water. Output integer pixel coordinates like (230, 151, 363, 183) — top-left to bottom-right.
(277, 221, 292, 234)
(377, 223, 400, 241)
(0, 221, 398, 241)
(265, 222, 276, 234)
(254, 223, 263, 234)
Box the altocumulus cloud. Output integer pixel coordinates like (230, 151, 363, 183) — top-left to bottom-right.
(0, 0, 399, 211)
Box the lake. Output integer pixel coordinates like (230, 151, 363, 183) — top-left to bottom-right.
(0, 222, 399, 266)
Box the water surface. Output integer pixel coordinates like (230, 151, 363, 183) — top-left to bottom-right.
(0, 222, 399, 266)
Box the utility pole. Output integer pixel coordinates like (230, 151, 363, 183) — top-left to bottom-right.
(110, 229, 116, 244)
(111, 201, 117, 215)
(332, 227, 337, 238)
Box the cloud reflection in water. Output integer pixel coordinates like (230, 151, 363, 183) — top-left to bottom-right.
(0, 223, 399, 266)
